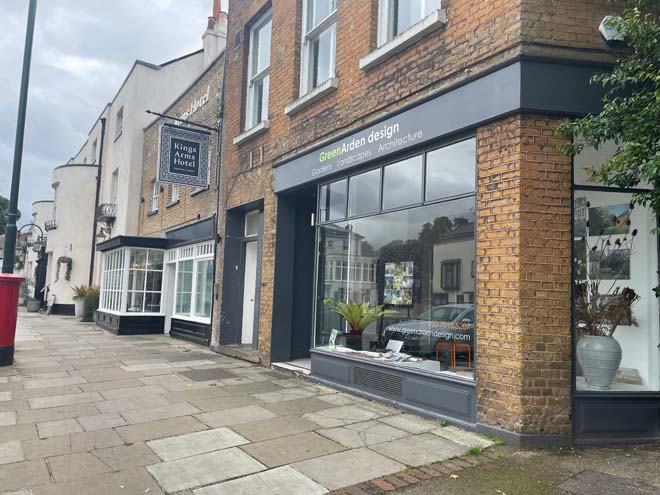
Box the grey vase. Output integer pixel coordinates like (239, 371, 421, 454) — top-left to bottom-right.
(576, 335, 622, 390)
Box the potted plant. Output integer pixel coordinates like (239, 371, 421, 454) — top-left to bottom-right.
(324, 299, 396, 351)
(575, 208, 640, 390)
(82, 286, 100, 323)
(72, 285, 88, 318)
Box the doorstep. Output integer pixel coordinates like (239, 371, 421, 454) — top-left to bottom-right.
(272, 359, 312, 377)
(213, 344, 261, 364)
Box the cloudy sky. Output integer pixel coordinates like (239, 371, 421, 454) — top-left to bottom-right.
(1, 0, 214, 225)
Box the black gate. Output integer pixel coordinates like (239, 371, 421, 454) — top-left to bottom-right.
(34, 250, 48, 304)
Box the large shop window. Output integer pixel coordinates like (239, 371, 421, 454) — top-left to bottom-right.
(301, 0, 337, 94)
(573, 188, 659, 392)
(171, 242, 214, 321)
(316, 137, 476, 380)
(99, 248, 164, 314)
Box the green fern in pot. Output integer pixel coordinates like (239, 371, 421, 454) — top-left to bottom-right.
(324, 299, 396, 337)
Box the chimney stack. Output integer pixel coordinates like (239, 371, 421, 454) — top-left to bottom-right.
(202, 0, 228, 69)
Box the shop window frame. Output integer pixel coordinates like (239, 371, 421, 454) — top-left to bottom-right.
(571, 181, 660, 397)
(171, 242, 215, 324)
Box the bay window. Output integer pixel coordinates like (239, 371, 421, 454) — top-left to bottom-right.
(301, 0, 338, 94)
(378, 0, 441, 46)
(246, 10, 272, 130)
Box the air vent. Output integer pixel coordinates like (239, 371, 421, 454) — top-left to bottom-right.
(352, 367, 403, 398)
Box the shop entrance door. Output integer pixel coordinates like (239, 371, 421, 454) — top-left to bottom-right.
(241, 241, 258, 344)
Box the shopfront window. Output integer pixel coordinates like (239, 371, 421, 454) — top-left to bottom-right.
(171, 241, 215, 322)
(100, 248, 163, 314)
(573, 188, 659, 392)
(315, 137, 477, 380)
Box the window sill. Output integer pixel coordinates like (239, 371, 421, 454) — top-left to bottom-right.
(113, 130, 123, 143)
(359, 9, 448, 71)
(284, 78, 339, 116)
(147, 210, 158, 217)
(233, 121, 269, 146)
(190, 187, 209, 198)
(165, 200, 180, 209)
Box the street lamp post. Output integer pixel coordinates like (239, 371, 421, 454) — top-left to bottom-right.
(2, 0, 38, 274)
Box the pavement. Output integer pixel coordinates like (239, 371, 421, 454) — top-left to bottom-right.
(0, 311, 490, 495)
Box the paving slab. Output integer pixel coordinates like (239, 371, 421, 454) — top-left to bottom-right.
(47, 451, 112, 482)
(21, 436, 71, 460)
(0, 392, 11, 402)
(116, 416, 208, 443)
(28, 392, 102, 410)
(193, 465, 328, 495)
(0, 424, 37, 443)
(18, 403, 99, 424)
(241, 431, 345, 467)
(431, 425, 495, 448)
(69, 429, 124, 452)
(0, 412, 17, 427)
(189, 394, 257, 412)
(148, 427, 249, 461)
(99, 384, 169, 400)
(195, 405, 277, 428)
(95, 393, 171, 414)
(36, 418, 83, 439)
(30, 466, 165, 495)
(77, 412, 127, 432)
(379, 413, 441, 434)
(0, 460, 50, 492)
(177, 368, 237, 382)
(291, 447, 405, 490)
(147, 447, 266, 493)
(165, 386, 230, 403)
(302, 405, 381, 428)
(231, 415, 319, 442)
(317, 420, 412, 448)
(120, 402, 201, 424)
(91, 443, 160, 470)
(259, 397, 334, 417)
(0, 441, 24, 465)
(370, 432, 466, 466)
(22, 376, 86, 390)
(254, 387, 317, 404)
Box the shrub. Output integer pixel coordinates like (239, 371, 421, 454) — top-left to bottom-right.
(72, 285, 88, 298)
(82, 286, 100, 322)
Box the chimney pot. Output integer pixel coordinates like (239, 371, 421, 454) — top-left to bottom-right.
(207, 16, 216, 30)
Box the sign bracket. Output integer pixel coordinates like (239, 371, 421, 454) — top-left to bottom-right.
(146, 110, 219, 133)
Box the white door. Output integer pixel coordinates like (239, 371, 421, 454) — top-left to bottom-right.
(241, 241, 258, 344)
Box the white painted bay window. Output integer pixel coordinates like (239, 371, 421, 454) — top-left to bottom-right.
(378, 0, 441, 46)
(99, 248, 164, 314)
(246, 10, 272, 130)
(301, 0, 337, 94)
(172, 242, 215, 322)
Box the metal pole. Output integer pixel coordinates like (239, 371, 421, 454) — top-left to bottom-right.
(2, 0, 38, 274)
(88, 117, 106, 286)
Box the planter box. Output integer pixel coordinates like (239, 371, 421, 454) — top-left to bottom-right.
(26, 300, 41, 313)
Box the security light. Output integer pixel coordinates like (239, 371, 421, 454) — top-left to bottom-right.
(599, 16, 625, 46)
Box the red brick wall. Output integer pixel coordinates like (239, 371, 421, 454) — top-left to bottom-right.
(476, 114, 572, 437)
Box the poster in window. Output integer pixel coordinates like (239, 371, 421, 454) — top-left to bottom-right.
(384, 261, 414, 306)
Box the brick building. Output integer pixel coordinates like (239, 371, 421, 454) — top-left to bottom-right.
(210, 0, 660, 445)
(95, 5, 227, 345)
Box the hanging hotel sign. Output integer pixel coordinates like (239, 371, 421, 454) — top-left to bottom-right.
(158, 123, 211, 188)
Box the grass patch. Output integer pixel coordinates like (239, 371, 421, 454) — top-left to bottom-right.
(467, 445, 483, 456)
(478, 433, 504, 445)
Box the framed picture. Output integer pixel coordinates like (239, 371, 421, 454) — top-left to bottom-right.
(588, 203, 631, 236)
(384, 261, 414, 306)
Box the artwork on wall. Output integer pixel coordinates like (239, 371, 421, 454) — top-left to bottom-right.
(590, 248, 631, 280)
(588, 203, 631, 235)
(384, 261, 414, 306)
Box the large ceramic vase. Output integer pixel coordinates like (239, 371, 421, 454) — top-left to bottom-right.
(74, 297, 85, 318)
(576, 335, 622, 390)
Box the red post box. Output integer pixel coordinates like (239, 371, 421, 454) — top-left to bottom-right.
(0, 274, 25, 366)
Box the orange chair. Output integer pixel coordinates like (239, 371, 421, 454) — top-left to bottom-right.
(435, 342, 455, 367)
(454, 343, 472, 369)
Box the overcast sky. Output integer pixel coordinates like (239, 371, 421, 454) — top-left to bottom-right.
(1, 0, 214, 225)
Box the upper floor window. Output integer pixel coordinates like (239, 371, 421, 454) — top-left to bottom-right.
(246, 10, 272, 130)
(115, 107, 124, 138)
(171, 184, 180, 203)
(111, 169, 119, 204)
(300, 0, 337, 94)
(150, 181, 159, 213)
(91, 139, 98, 163)
(378, 0, 440, 46)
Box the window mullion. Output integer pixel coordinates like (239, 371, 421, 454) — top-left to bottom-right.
(190, 260, 198, 318)
(121, 248, 130, 314)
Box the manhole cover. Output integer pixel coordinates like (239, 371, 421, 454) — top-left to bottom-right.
(559, 470, 659, 495)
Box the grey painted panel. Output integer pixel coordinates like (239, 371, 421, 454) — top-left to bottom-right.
(574, 397, 660, 438)
(312, 356, 351, 384)
(405, 377, 473, 419)
(274, 63, 522, 192)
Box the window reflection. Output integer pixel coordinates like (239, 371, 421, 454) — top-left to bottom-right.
(426, 139, 476, 201)
(382, 155, 423, 210)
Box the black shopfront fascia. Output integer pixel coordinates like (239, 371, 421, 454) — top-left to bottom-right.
(571, 182, 660, 444)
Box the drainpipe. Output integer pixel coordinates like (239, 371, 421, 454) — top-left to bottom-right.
(210, 39, 228, 348)
(88, 117, 106, 286)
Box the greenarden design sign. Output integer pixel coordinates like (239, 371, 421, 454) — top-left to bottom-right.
(158, 123, 211, 188)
